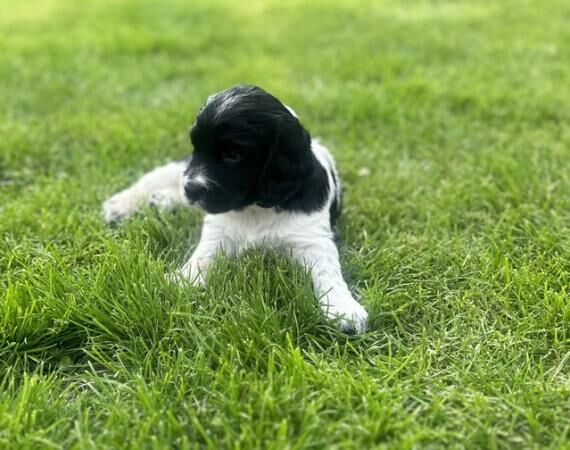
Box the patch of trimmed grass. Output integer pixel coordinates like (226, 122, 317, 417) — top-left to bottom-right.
(1, 0, 569, 448)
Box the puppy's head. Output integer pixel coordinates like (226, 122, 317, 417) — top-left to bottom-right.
(183, 85, 315, 214)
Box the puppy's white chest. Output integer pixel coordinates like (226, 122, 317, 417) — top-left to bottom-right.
(206, 206, 310, 251)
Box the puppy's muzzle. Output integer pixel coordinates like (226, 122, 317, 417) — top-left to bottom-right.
(184, 179, 206, 202)
(183, 165, 210, 200)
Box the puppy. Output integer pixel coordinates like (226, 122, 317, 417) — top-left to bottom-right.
(103, 85, 368, 334)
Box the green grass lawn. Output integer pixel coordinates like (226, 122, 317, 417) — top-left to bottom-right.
(1, 0, 569, 448)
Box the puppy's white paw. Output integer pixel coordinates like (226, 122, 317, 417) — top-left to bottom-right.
(168, 260, 207, 287)
(102, 189, 146, 223)
(323, 296, 368, 335)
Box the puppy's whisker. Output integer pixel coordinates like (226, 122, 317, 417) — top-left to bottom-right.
(203, 176, 223, 191)
(198, 176, 223, 193)
(187, 173, 219, 192)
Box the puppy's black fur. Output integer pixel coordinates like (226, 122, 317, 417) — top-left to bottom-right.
(184, 85, 331, 217)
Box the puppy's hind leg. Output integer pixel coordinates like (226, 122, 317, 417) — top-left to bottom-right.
(103, 160, 189, 223)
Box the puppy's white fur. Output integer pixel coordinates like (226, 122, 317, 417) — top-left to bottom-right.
(103, 141, 368, 334)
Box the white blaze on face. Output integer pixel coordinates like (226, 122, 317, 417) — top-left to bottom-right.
(185, 171, 209, 189)
(193, 173, 208, 187)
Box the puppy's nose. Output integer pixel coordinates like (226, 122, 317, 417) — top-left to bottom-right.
(184, 181, 204, 200)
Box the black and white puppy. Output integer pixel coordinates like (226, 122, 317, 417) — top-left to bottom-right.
(103, 85, 368, 334)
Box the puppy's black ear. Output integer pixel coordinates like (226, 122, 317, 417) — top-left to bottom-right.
(256, 121, 327, 211)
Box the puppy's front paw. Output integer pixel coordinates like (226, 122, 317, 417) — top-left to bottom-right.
(102, 190, 143, 224)
(168, 261, 207, 287)
(323, 296, 368, 335)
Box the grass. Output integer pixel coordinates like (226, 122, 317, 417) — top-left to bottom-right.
(1, 0, 569, 447)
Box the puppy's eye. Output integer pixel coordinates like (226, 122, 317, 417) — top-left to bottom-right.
(221, 151, 243, 163)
